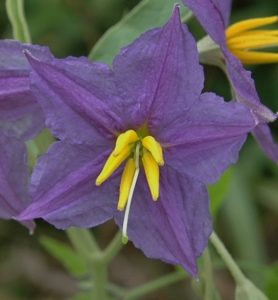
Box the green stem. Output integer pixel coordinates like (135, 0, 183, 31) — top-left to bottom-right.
(67, 227, 100, 260)
(107, 283, 126, 298)
(124, 270, 187, 300)
(67, 228, 110, 299)
(92, 261, 108, 300)
(181, 11, 193, 23)
(210, 231, 246, 285)
(79, 280, 125, 298)
(6, 0, 31, 42)
(103, 231, 124, 263)
(203, 249, 216, 300)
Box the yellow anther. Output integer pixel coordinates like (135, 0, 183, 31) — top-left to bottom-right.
(238, 30, 278, 37)
(226, 16, 278, 39)
(142, 136, 164, 166)
(113, 130, 139, 156)
(230, 50, 278, 64)
(226, 16, 278, 65)
(142, 150, 159, 201)
(228, 35, 278, 50)
(118, 158, 136, 211)
(96, 146, 131, 186)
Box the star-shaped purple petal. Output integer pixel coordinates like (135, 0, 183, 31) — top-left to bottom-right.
(0, 132, 35, 231)
(19, 7, 255, 276)
(0, 40, 52, 140)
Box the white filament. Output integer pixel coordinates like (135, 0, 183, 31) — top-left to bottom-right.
(122, 143, 140, 243)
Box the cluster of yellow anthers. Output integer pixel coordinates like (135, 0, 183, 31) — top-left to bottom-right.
(226, 16, 278, 64)
(96, 129, 164, 211)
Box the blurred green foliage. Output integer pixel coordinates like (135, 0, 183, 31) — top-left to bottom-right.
(265, 262, 278, 300)
(40, 236, 88, 277)
(209, 167, 234, 216)
(89, 0, 191, 64)
(27, 129, 55, 169)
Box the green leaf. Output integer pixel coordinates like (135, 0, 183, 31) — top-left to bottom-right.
(265, 262, 278, 300)
(208, 167, 233, 216)
(40, 236, 87, 277)
(89, 0, 192, 64)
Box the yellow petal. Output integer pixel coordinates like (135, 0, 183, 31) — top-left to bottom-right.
(117, 158, 136, 211)
(226, 16, 278, 39)
(142, 150, 159, 201)
(142, 136, 164, 166)
(96, 146, 131, 186)
(231, 50, 278, 64)
(113, 130, 139, 156)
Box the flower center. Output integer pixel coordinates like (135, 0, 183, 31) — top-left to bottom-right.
(95, 129, 164, 242)
(226, 16, 278, 64)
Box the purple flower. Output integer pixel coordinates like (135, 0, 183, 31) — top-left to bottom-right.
(19, 7, 255, 275)
(182, 0, 278, 163)
(0, 41, 52, 229)
(0, 40, 52, 140)
(0, 132, 35, 232)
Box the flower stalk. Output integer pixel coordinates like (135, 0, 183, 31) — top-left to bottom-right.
(67, 227, 100, 259)
(202, 249, 217, 300)
(92, 260, 108, 300)
(67, 228, 125, 299)
(66, 228, 108, 299)
(124, 269, 187, 300)
(102, 231, 124, 264)
(66, 228, 189, 299)
(6, 0, 31, 43)
(210, 231, 246, 285)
